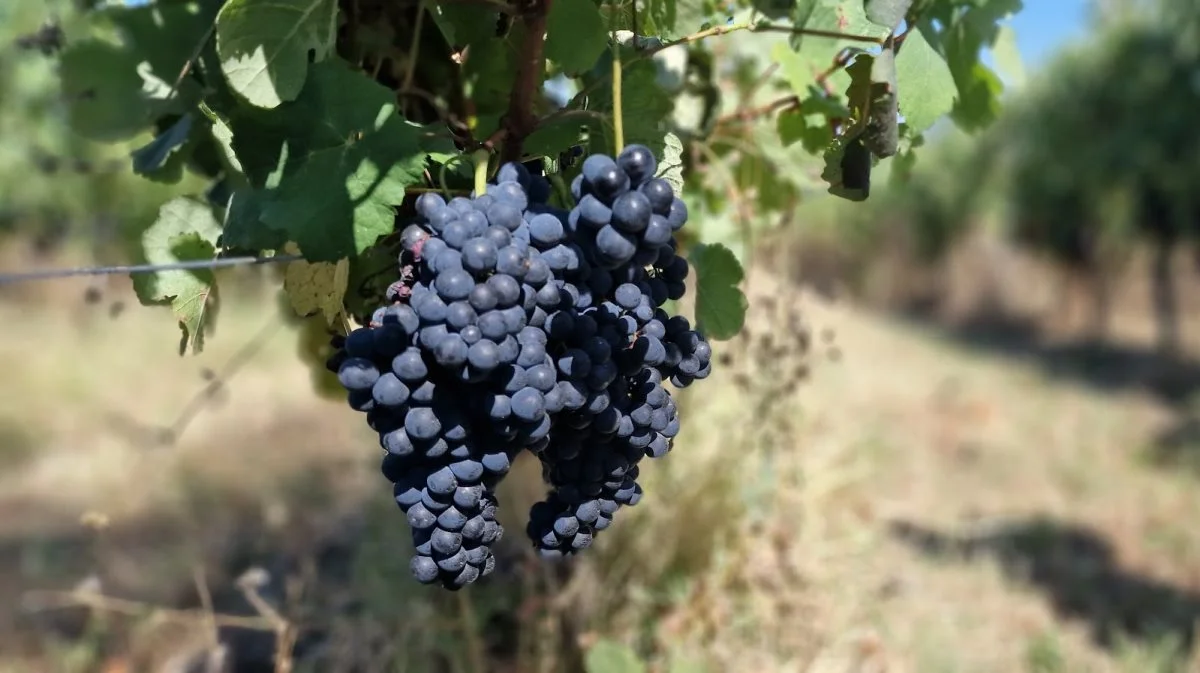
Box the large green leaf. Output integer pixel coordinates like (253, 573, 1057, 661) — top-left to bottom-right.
(773, 0, 889, 97)
(864, 0, 913, 30)
(895, 26, 956, 133)
(545, 0, 609, 75)
(215, 0, 338, 108)
(59, 40, 152, 141)
(585, 45, 675, 159)
(689, 243, 747, 341)
(133, 197, 223, 355)
(225, 59, 455, 261)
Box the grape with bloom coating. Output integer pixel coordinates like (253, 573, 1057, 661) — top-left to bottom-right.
(330, 148, 712, 588)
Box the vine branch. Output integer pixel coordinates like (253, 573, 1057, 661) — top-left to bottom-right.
(713, 48, 858, 128)
(500, 0, 554, 163)
(536, 19, 883, 142)
(646, 20, 885, 57)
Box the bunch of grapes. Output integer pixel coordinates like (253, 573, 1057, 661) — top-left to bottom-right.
(327, 145, 712, 589)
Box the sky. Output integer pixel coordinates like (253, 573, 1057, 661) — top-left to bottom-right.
(1005, 0, 1093, 69)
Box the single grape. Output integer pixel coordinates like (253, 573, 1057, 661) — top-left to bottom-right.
(617, 144, 657, 185)
(610, 191, 652, 234)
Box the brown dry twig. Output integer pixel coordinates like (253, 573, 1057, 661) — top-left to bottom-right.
(22, 588, 277, 632)
(497, 0, 554, 163)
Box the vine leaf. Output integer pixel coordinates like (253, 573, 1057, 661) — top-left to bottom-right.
(864, 0, 914, 31)
(58, 2, 213, 141)
(775, 0, 888, 96)
(690, 243, 747, 342)
(639, 0, 680, 38)
(990, 24, 1026, 87)
(216, 0, 338, 108)
(545, 0, 609, 75)
(523, 114, 589, 161)
(198, 104, 248, 183)
(586, 45, 674, 160)
(283, 243, 350, 326)
(133, 197, 223, 355)
(777, 86, 847, 153)
(895, 25, 956, 134)
(228, 60, 456, 261)
(584, 640, 646, 673)
(221, 188, 285, 251)
(58, 41, 160, 141)
(131, 113, 196, 182)
(427, 5, 497, 46)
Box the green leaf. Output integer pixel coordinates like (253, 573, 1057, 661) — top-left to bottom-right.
(777, 109, 807, 147)
(545, 0, 609, 75)
(428, 5, 498, 46)
(57, 2, 216, 141)
(895, 26, 956, 133)
(774, 0, 888, 96)
(776, 106, 834, 153)
(461, 30, 521, 118)
(948, 61, 1003, 131)
(198, 103, 248, 181)
(103, 2, 219, 75)
(523, 113, 589, 160)
(227, 60, 452, 261)
(131, 113, 196, 182)
(59, 40, 156, 141)
(221, 188, 285, 251)
(864, 0, 913, 30)
(584, 640, 646, 673)
(989, 24, 1025, 87)
(133, 197, 223, 355)
(690, 243, 747, 341)
(585, 45, 674, 161)
(639, 0, 679, 38)
(283, 248, 349, 326)
(216, 0, 338, 108)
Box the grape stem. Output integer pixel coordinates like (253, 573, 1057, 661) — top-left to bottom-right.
(472, 148, 491, 195)
(610, 0, 624, 155)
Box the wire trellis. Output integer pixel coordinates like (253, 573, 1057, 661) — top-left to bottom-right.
(0, 254, 303, 286)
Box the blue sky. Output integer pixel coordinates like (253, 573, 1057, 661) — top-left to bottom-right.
(1006, 0, 1092, 68)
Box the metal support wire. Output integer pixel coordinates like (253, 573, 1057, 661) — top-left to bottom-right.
(0, 254, 303, 286)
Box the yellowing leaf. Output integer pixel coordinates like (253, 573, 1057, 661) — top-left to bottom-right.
(284, 255, 350, 326)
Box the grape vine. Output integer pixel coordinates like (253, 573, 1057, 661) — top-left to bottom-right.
(48, 0, 1020, 587)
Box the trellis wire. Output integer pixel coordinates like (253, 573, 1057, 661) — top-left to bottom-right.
(0, 254, 303, 286)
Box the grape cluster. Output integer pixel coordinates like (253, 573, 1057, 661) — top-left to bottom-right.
(328, 145, 712, 589)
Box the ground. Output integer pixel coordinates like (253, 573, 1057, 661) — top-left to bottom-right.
(1, 246, 1198, 673)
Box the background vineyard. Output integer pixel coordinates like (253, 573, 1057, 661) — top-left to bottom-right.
(2, 1, 1200, 672)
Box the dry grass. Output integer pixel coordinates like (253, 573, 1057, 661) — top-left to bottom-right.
(1, 247, 1199, 673)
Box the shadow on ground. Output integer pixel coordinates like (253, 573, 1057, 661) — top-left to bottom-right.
(890, 516, 1200, 656)
(894, 304, 1200, 405)
(1151, 414, 1200, 476)
(0, 464, 544, 672)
